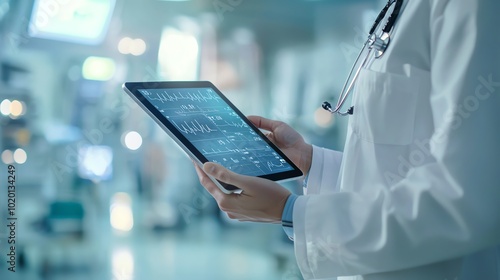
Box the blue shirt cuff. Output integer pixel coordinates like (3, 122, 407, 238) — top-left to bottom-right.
(281, 193, 298, 241)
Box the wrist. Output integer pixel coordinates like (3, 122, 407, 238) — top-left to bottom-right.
(300, 144, 313, 176)
(281, 194, 298, 240)
(282, 194, 298, 224)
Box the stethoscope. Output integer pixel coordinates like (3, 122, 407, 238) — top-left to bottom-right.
(322, 0, 404, 116)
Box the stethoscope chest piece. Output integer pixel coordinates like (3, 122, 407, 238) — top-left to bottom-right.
(369, 32, 390, 58)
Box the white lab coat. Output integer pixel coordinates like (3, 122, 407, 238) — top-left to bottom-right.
(294, 0, 500, 279)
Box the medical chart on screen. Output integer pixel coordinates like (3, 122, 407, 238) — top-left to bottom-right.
(138, 87, 295, 177)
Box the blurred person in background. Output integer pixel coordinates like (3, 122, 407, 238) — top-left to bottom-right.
(195, 0, 500, 279)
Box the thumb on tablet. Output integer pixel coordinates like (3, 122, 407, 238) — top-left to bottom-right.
(203, 161, 291, 223)
(203, 162, 248, 190)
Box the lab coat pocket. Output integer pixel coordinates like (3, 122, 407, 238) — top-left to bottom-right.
(350, 68, 419, 145)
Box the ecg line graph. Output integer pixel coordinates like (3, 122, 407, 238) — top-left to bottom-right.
(173, 104, 219, 115)
(142, 87, 295, 176)
(148, 90, 222, 104)
(266, 161, 287, 171)
(172, 119, 218, 135)
(201, 147, 240, 155)
(217, 120, 248, 128)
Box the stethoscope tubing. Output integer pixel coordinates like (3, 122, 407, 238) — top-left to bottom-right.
(323, 0, 403, 117)
(333, 43, 373, 116)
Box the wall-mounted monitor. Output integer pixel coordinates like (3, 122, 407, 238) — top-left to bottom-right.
(28, 0, 116, 45)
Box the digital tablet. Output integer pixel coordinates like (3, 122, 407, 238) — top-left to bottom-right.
(122, 81, 303, 194)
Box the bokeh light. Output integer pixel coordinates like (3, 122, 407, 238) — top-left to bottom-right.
(123, 131, 143, 150)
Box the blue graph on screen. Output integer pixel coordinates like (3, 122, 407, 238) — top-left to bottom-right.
(139, 87, 294, 177)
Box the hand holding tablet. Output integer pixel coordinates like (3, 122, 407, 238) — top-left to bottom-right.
(122, 81, 303, 194)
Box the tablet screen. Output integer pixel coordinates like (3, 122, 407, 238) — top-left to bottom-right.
(136, 87, 297, 177)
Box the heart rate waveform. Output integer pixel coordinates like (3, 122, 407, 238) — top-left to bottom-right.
(172, 119, 218, 135)
(148, 90, 222, 104)
(173, 104, 219, 115)
(207, 115, 249, 128)
(201, 146, 240, 155)
(220, 120, 248, 128)
(266, 160, 287, 171)
(139, 87, 296, 177)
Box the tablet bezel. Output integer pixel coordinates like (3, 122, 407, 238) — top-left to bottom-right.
(122, 81, 303, 193)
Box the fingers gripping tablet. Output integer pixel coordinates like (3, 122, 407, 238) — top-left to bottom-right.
(122, 81, 303, 194)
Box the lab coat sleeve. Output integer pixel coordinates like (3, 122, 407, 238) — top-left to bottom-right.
(304, 145, 343, 195)
(293, 0, 500, 278)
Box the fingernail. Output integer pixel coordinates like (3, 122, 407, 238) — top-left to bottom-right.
(205, 163, 215, 174)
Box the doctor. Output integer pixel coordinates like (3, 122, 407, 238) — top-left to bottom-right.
(194, 0, 500, 279)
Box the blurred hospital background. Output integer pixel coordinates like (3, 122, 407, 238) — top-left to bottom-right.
(0, 0, 380, 279)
